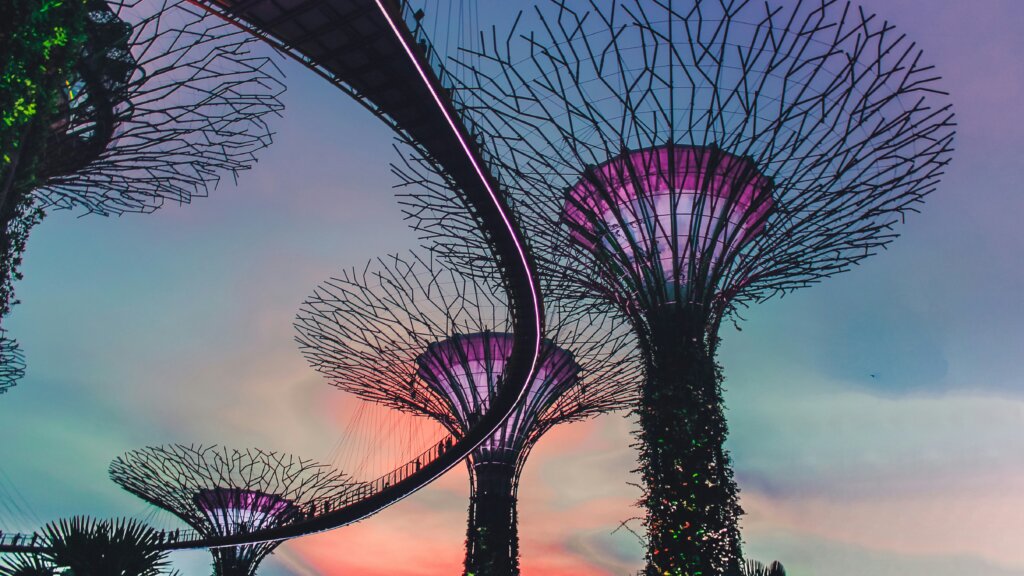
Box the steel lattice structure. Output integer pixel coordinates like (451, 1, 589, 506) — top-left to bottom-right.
(397, 1, 956, 574)
(109, 445, 359, 576)
(35, 0, 284, 215)
(0, 331, 26, 395)
(295, 251, 640, 575)
(1, 0, 284, 324)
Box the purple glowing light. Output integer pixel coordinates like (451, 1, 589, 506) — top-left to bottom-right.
(563, 145, 773, 297)
(194, 488, 299, 533)
(416, 332, 580, 458)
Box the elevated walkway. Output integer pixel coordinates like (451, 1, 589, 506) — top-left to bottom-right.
(1, 0, 541, 554)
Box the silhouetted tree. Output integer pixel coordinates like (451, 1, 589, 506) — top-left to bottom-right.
(0, 554, 56, 576)
(41, 517, 172, 576)
(743, 560, 786, 576)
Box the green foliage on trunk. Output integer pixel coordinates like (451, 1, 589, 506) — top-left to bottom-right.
(0, 0, 88, 322)
(638, 306, 743, 576)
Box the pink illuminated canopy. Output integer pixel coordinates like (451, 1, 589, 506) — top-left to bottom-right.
(562, 145, 773, 303)
(415, 332, 580, 462)
(194, 488, 299, 534)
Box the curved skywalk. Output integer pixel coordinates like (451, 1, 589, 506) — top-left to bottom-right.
(0, 0, 542, 553)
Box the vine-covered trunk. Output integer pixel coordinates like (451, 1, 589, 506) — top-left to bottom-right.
(1, 0, 90, 322)
(465, 461, 519, 576)
(212, 546, 267, 576)
(639, 305, 743, 576)
(0, 137, 28, 269)
(0, 125, 44, 324)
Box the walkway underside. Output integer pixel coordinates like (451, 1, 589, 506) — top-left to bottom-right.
(201, 0, 490, 213)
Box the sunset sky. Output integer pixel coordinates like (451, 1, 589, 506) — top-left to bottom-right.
(1, 0, 1023, 575)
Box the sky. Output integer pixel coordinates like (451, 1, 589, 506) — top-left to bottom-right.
(1, 0, 1023, 575)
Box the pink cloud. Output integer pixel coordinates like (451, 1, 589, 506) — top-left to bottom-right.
(742, 473, 1024, 571)
(276, 416, 645, 575)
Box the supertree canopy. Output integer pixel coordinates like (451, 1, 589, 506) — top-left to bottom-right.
(32, 0, 284, 215)
(295, 251, 641, 576)
(31, 0, 134, 187)
(561, 145, 774, 314)
(396, 1, 956, 574)
(109, 445, 358, 576)
(0, 0, 283, 322)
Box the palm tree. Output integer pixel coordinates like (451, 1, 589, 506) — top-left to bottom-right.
(742, 560, 786, 576)
(0, 554, 57, 576)
(41, 517, 173, 576)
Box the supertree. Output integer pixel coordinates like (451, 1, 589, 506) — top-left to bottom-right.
(109, 445, 359, 576)
(395, 1, 956, 574)
(0, 0, 283, 321)
(0, 331, 26, 395)
(294, 251, 641, 576)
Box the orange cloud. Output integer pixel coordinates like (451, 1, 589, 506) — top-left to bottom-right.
(275, 415, 645, 575)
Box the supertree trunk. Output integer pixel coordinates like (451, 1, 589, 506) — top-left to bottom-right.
(465, 461, 519, 576)
(0, 123, 47, 323)
(0, 0, 88, 322)
(638, 305, 742, 576)
(209, 553, 245, 573)
(212, 550, 256, 576)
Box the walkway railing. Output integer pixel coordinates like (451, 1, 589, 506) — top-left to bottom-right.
(0, 433, 460, 551)
(0, 532, 43, 548)
(398, 0, 494, 181)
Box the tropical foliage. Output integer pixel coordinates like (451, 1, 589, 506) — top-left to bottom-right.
(0, 0, 88, 322)
(41, 517, 173, 576)
(0, 553, 57, 576)
(742, 559, 787, 576)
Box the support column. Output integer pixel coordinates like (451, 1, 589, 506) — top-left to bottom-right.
(465, 460, 519, 576)
(639, 305, 743, 576)
(212, 545, 270, 576)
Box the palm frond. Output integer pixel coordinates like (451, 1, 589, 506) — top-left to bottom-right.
(743, 559, 786, 576)
(0, 554, 57, 576)
(42, 516, 172, 576)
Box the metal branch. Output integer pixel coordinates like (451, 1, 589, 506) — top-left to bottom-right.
(109, 444, 358, 573)
(0, 332, 26, 396)
(398, 0, 954, 321)
(295, 250, 642, 451)
(33, 0, 285, 216)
